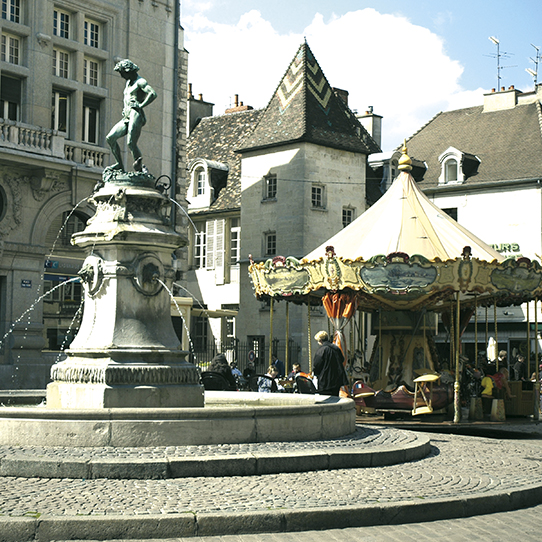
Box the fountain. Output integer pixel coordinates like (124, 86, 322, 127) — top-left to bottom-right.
(0, 59, 355, 448)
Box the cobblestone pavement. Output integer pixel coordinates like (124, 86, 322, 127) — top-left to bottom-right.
(0, 429, 541, 517)
(0, 426, 416, 461)
(59, 502, 542, 541)
(1, 425, 542, 540)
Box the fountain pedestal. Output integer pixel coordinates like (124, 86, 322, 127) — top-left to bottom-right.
(46, 177, 204, 409)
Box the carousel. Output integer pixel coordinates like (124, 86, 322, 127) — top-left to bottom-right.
(248, 145, 542, 422)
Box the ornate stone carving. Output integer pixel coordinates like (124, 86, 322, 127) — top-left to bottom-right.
(0, 175, 23, 236)
(51, 363, 200, 385)
(30, 169, 63, 201)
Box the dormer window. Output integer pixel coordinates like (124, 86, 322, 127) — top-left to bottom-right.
(438, 147, 480, 185)
(187, 159, 229, 211)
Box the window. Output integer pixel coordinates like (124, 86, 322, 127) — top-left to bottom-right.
(312, 185, 324, 208)
(442, 208, 458, 221)
(265, 232, 276, 256)
(53, 49, 69, 78)
(194, 229, 206, 269)
(192, 315, 208, 352)
(51, 89, 69, 132)
(53, 9, 70, 39)
(84, 19, 100, 48)
(264, 174, 277, 199)
(83, 58, 99, 86)
(1, 33, 19, 64)
(2, 0, 20, 23)
(445, 159, 458, 183)
(1, 75, 21, 121)
(230, 218, 240, 264)
(61, 211, 86, 246)
(196, 168, 205, 195)
(342, 207, 354, 228)
(82, 97, 99, 143)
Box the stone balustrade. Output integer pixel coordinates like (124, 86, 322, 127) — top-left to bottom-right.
(0, 118, 108, 167)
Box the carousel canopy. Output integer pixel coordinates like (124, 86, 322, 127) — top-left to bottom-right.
(305, 160, 503, 263)
(249, 147, 542, 311)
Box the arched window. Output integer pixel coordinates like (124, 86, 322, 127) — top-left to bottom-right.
(195, 168, 205, 196)
(445, 159, 458, 183)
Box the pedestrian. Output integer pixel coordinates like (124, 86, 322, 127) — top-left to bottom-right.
(208, 353, 237, 390)
(272, 354, 285, 377)
(313, 330, 348, 396)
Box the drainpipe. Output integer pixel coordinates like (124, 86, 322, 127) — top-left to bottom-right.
(170, 0, 180, 230)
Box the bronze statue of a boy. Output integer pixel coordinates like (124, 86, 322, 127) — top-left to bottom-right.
(106, 59, 157, 173)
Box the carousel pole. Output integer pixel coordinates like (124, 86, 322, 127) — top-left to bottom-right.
(450, 297, 455, 372)
(454, 293, 461, 423)
(535, 299, 540, 420)
(285, 302, 290, 377)
(308, 298, 312, 373)
(379, 309, 383, 381)
(493, 298, 500, 372)
(486, 305, 489, 352)
(474, 295, 479, 368)
(527, 302, 531, 376)
(269, 297, 274, 366)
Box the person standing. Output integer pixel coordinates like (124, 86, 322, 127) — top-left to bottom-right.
(272, 354, 285, 377)
(313, 330, 348, 396)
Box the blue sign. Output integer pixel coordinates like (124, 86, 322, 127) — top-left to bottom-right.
(21, 280, 32, 288)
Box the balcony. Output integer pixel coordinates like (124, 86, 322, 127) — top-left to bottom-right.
(0, 118, 109, 167)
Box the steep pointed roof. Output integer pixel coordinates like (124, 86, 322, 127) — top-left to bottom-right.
(304, 149, 504, 263)
(238, 42, 380, 155)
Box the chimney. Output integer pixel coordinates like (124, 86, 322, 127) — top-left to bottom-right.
(187, 86, 214, 135)
(357, 107, 383, 149)
(332, 87, 349, 105)
(225, 95, 253, 114)
(483, 84, 521, 112)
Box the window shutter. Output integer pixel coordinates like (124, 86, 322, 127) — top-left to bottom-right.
(215, 219, 225, 285)
(206, 220, 215, 270)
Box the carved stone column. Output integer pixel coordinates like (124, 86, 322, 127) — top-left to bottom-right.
(47, 178, 204, 408)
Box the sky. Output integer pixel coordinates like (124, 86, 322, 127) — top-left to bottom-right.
(181, 0, 542, 151)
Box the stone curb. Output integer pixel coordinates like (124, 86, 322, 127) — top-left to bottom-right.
(0, 435, 430, 479)
(3, 482, 542, 541)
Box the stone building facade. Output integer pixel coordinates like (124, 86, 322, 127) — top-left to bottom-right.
(186, 42, 380, 369)
(0, 0, 187, 388)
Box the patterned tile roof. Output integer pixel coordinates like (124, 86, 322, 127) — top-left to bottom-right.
(187, 109, 263, 213)
(238, 42, 380, 155)
(405, 99, 542, 189)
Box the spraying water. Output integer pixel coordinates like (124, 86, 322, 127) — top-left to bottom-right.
(0, 277, 80, 349)
(155, 278, 196, 362)
(46, 196, 91, 262)
(56, 299, 84, 362)
(169, 198, 199, 234)
(172, 282, 213, 320)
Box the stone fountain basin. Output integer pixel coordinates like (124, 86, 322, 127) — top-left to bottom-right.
(0, 392, 355, 447)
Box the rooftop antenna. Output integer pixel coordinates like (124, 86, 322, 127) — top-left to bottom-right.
(526, 43, 541, 86)
(487, 36, 516, 89)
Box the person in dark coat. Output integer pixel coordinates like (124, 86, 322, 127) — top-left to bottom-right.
(313, 330, 348, 396)
(208, 353, 237, 390)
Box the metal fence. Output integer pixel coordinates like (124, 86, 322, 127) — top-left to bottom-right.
(189, 339, 302, 374)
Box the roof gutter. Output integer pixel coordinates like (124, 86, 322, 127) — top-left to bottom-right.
(423, 177, 542, 196)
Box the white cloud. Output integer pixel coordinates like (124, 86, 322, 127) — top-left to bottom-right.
(183, 8, 486, 150)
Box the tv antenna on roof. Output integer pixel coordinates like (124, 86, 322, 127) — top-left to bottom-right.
(526, 43, 541, 86)
(487, 36, 516, 89)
